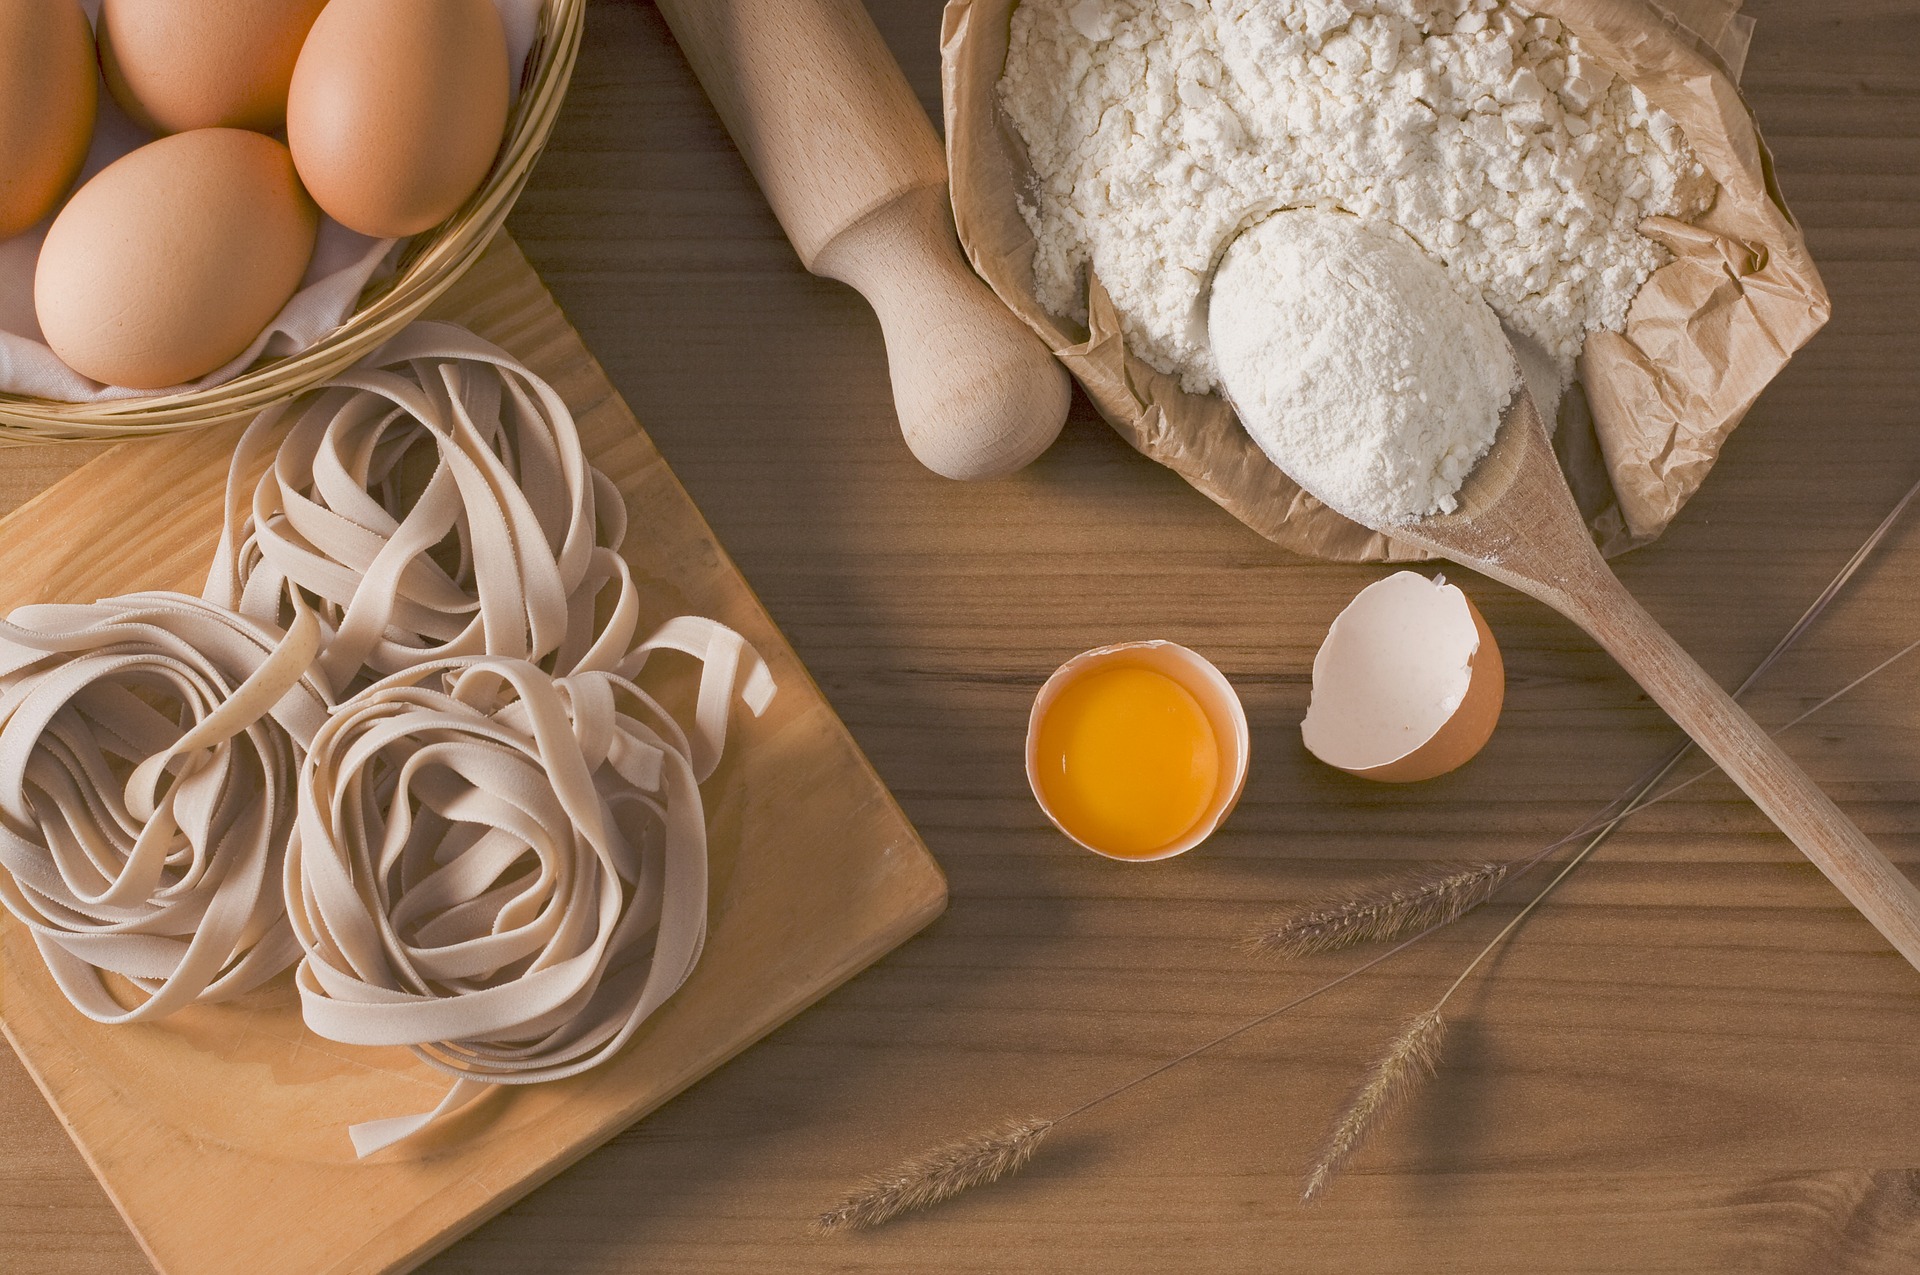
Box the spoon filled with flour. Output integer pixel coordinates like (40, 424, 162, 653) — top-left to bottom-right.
(1207, 207, 1920, 974)
(1208, 208, 1517, 525)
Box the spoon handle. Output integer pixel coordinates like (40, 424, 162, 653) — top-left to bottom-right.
(1561, 566, 1920, 972)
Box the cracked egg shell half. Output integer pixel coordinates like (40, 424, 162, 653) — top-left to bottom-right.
(1302, 571, 1504, 784)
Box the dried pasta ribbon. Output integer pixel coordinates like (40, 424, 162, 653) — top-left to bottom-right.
(0, 592, 331, 1022)
(289, 636, 774, 1157)
(206, 321, 640, 692)
(3, 321, 773, 1156)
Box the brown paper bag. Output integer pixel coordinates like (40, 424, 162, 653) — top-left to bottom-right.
(941, 0, 1827, 561)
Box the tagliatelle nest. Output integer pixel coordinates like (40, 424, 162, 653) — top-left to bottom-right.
(291, 642, 772, 1157)
(1, 321, 779, 1158)
(206, 321, 639, 692)
(235, 326, 779, 1153)
(0, 593, 331, 1021)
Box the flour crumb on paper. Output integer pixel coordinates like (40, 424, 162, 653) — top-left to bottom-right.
(1000, 0, 1713, 399)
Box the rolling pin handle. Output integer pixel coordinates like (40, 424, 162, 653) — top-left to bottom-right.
(813, 185, 1069, 479)
(654, 0, 1069, 480)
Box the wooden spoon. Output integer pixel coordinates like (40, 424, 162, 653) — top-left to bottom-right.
(1382, 387, 1920, 971)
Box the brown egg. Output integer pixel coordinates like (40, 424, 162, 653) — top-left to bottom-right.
(99, 0, 330, 135)
(1301, 572, 1506, 784)
(288, 0, 510, 239)
(0, 0, 96, 239)
(36, 129, 319, 389)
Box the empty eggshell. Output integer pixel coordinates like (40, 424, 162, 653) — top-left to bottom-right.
(1302, 571, 1505, 783)
(99, 0, 331, 135)
(0, 0, 96, 240)
(35, 129, 319, 389)
(287, 0, 511, 239)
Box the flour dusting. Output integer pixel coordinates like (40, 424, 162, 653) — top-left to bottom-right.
(1000, 0, 1712, 398)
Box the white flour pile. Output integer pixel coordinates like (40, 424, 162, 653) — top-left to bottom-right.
(1000, 0, 1713, 397)
(1209, 210, 1517, 523)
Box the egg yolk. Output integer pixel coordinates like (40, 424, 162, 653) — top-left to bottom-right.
(1034, 665, 1221, 858)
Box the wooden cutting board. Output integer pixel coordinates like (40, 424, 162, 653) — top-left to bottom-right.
(0, 233, 948, 1275)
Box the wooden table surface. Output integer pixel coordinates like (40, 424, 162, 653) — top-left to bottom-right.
(5, 2, 1919, 1271)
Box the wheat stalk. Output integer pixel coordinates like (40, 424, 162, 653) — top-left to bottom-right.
(807, 931, 1429, 1235)
(1282, 479, 1920, 1201)
(811, 474, 1920, 1232)
(816, 624, 1916, 1230)
(1294, 630, 1920, 1204)
(1286, 639, 1920, 1201)
(1301, 1010, 1446, 1203)
(1244, 861, 1510, 958)
(811, 1117, 1055, 1234)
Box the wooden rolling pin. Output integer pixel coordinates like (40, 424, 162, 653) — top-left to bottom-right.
(654, 0, 1069, 479)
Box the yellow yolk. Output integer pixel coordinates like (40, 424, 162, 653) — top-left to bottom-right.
(1033, 664, 1221, 858)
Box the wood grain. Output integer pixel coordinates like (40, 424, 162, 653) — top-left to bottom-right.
(5, 0, 1920, 1271)
(1391, 391, 1920, 971)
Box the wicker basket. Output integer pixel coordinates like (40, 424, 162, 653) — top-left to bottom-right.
(0, 0, 586, 445)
